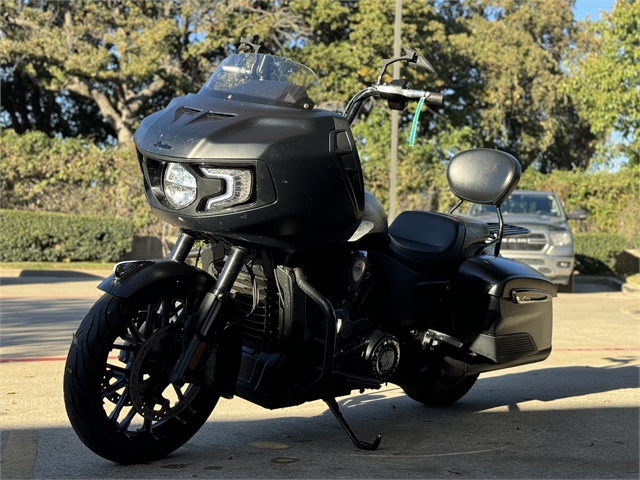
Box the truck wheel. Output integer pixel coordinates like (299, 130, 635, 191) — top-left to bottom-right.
(557, 273, 574, 293)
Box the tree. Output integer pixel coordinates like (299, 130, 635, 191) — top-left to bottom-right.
(0, 0, 607, 223)
(289, 0, 597, 210)
(566, 0, 640, 166)
(0, 0, 308, 146)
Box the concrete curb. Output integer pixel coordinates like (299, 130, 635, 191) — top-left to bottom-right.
(0, 268, 112, 279)
(621, 281, 640, 298)
(574, 274, 640, 298)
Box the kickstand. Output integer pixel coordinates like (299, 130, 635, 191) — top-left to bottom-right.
(323, 397, 381, 451)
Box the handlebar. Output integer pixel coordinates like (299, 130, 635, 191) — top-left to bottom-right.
(344, 83, 444, 124)
(374, 84, 444, 105)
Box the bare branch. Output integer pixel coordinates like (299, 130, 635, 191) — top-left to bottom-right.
(66, 76, 133, 145)
(123, 77, 167, 113)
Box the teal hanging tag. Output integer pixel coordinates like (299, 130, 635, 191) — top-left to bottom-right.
(409, 97, 426, 147)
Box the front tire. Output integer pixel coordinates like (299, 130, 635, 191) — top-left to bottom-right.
(64, 288, 220, 464)
(402, 374, 479, 407)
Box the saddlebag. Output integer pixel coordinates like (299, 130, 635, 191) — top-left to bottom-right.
(452, 255, 555, 366)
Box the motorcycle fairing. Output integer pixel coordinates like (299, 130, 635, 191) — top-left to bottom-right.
(135, 95, 365, 252)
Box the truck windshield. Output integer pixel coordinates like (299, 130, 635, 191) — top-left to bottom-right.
(469, 193, 562, 217)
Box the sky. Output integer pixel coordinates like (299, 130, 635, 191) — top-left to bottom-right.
(572, 0, 616, 20)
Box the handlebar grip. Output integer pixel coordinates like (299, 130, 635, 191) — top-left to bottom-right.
(423, 91, 444, 105)
(375, 84, 444, 105)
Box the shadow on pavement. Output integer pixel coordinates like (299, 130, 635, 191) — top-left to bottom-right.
(16, 362, 639, 479)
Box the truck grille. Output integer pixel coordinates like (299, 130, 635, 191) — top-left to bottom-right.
(501, 233, 547, 251)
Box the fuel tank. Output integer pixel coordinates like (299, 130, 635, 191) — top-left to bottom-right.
(134, 94, 365, 252)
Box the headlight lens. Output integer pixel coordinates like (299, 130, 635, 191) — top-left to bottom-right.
(200, 167, 252, 211)
(550, 231, 572, 246)
(163, 163, 197, 209)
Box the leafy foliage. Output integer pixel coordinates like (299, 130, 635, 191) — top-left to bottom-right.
(566, 0, 640, 166)
(2, 0, 597, 170)
(0, 129, 155, 233)
(0, 0, 308, 145)
(0, 0, 636, 261)
(573, 233, 630, 275)
(0, 209, 133, 262)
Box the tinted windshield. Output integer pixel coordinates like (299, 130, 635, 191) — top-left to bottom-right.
(468, 193, 562, 217)
(198, 53, 319, 109)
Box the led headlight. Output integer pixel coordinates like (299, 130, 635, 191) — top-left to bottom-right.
(550, 231, 572, 246)
(200, 167, 252, 211)
(163, 163, 197, 209)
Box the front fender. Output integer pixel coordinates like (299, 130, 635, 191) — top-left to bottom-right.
(98, 260, 216, 304)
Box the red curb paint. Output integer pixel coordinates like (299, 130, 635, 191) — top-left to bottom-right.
(0, 356, 119, 363)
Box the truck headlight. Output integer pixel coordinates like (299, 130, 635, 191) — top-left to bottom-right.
(550, 231, 572, 246)
(200, 167, 252, 211)
(163, 163, 197, 209)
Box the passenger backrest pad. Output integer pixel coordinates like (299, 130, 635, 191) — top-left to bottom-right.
(446, 148, 521, 206)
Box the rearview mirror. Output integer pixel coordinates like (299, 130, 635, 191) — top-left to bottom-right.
(566, 208, 588, 220)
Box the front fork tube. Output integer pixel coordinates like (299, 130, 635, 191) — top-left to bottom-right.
(168, 232, 250, 386)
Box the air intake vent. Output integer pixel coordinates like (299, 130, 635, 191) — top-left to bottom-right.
(180, 107, 236, 119)
(496, 334, 535, 358)
(207, 111, 237, 119)
(181, 106, 202, 115)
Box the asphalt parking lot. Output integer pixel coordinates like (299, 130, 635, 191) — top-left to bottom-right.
(1, 270, 638, 479)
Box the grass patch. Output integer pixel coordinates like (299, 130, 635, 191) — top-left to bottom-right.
(0, 261, 113, 271)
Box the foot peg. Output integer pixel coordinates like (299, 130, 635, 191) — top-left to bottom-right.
(323, 397, 381, 451)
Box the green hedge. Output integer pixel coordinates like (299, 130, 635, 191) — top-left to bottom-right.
(0, 210, 133, 262)
(573, 233, 629, 276)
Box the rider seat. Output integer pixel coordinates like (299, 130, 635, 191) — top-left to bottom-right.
(387, 211, 489, 273)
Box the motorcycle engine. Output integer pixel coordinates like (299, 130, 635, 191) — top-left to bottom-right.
(335, 322, 401, 383)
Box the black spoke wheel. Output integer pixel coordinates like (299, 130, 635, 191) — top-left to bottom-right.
(64, 288, 220, 464)
(402, 374, 479, 407)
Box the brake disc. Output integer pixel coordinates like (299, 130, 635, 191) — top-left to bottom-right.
(129, 325, 201, 421)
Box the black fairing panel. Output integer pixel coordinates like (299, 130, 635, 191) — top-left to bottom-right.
(447, 148, 521, 205)
(134, 94, 364, 252)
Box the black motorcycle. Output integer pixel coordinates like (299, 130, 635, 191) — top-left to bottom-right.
(64, 40, 555, 464)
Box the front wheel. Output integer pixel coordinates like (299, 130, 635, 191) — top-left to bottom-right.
(402, 374, 479, 407)
(64, 288, 220, 464)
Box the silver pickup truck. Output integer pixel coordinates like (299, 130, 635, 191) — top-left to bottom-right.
(461, 190, 587, 292)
